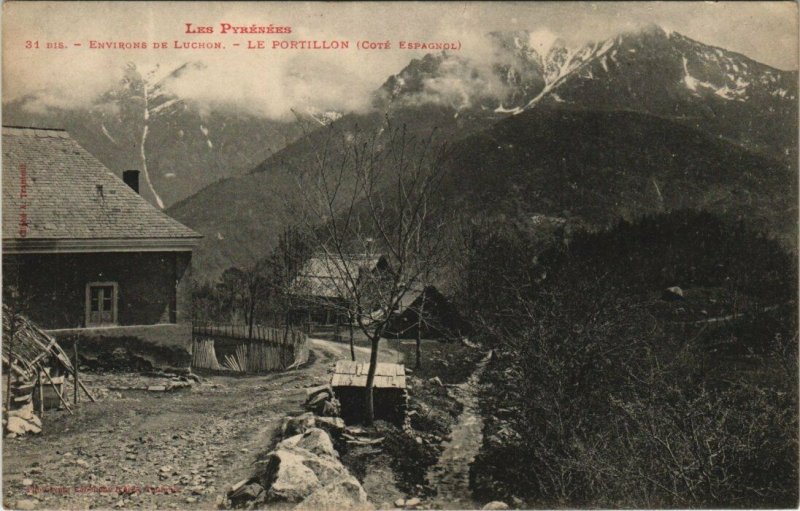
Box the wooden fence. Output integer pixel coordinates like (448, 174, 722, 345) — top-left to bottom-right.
(191, 324, 309, 373)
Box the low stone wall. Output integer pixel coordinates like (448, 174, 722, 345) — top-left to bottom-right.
(228, 413, 372, 510)
(48, 324, 192, 371)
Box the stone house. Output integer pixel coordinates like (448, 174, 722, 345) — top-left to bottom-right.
(2, 126, 201, 369)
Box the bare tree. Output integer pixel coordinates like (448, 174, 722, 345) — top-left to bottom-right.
(264, 225, 312, 339)
(291, 118, 452, 424)
(217, 262, 271, 338)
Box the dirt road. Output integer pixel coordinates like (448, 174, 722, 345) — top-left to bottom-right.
(3, 339, 399, 510)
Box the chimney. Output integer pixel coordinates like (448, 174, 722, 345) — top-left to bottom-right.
(123, 170, 140, 194)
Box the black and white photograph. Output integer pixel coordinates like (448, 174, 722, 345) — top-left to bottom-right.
(1, 1, 798, 509)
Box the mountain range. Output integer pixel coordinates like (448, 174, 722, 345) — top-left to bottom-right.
(4, 25, 796, 279)
(3, 62, 306, 207)
(165, 25, 797, 279)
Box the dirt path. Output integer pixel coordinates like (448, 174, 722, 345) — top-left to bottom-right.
(425, 351, 492, 510)
(3, 339, 398, 510)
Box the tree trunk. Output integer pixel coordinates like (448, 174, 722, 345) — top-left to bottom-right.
(364, 334, 380, 425)
(247, 303, 255, 339)
(415, 293, 426, 369)
(349, 313, 356, 361)
(415, 335, 422, 370)
(6, 318, 16, 412)
(247, 293, 257, 340)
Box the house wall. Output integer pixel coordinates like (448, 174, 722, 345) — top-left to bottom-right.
(2, 251, 194, 369)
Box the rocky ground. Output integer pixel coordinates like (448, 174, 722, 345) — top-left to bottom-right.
(3, 339, 393, 510)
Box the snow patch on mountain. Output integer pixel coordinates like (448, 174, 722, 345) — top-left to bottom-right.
(139, 68, 166, 209)
(682, 57, 713, 92)
(150, 98, 181, 115)
(101, 124, 117, 144)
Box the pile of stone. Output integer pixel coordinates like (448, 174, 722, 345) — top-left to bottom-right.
(304, 384, 341, 417)
(4, 403, 42, 438)
(393, 497, 424, 509)
(228, 413, 371, 510)
(104, 372, 200, 392)
(4, 374, 43, 438)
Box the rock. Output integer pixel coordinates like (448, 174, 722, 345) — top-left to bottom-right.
(6, 416, 41, 436)
(405, 497, 421, 506)
(229, 482, 264, 506)
(428, 376, 443, 386)
(22, 478, 34, 486)
(482, 501, 509, 510)
(147, 385, 167, 392)
(9, 406, 34, 420)
(662, 286, 684, 301)
(278, 428, 337, 458)
(277, 434, 301, 449)
(16, 499, 37, 510)
(306, 391, 332, 407)
(394, 498, 406, 507)
(261, 449, 320, 502)
(230, 479, 249, 493)
(282, 413, 316, 437)
(320, 398, 341, 417)
(75, 459, 89, 468)
(314, 416, 345, 439)
(305, 384, 332, 398)
(291, 429, 338, 458)
(296, 474, 372, 510)
(299, 451, 348, 484)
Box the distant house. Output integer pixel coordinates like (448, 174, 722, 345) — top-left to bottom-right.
(2, 127, 202, 369)
(384, 285, 471, 340)
(291, 253, 391, 325)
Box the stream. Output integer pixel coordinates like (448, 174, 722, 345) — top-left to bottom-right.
(425, 351, 492, 509)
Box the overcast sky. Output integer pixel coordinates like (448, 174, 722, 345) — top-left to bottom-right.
(3, 1, 797, 119)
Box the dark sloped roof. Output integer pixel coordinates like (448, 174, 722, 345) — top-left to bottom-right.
(2, 127, 200, 244)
